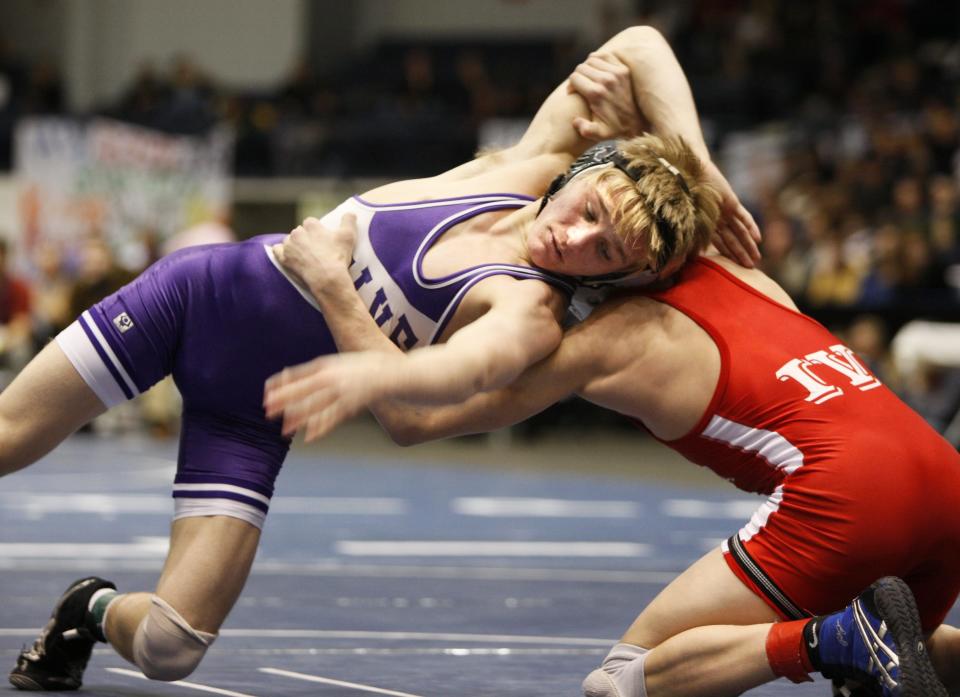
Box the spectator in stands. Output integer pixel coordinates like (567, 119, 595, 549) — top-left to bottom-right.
(805, 234, 862, 306)
(758, 213, 808, 298)
(844, 313, 897, 387)
(0, 237, 33, 375)
(68, 236, 134, 321)
(29, 240, 72, 351)
(928, 174, 960, 267)
(858, 223, 904, 307)
(890, 175, 927, 237)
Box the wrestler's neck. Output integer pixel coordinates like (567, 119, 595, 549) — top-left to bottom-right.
(419, 201, 536, 277)
(476, 201, 540, 265)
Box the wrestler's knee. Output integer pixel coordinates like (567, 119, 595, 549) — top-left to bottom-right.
(583, 643, 650, 697)
(132, 596, 216, 681)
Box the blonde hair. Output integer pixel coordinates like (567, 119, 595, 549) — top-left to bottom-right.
(593, 133, 721, 270)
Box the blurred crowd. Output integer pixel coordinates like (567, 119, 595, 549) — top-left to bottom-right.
(0, 235, 136, 373)
(0, 1, 958, 443)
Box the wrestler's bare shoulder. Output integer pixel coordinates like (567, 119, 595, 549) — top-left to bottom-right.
(702, 253, 799, 311)
(359, 151, 571, 204)
(587, 292, 706, 364)
(575, 292, 720, 440)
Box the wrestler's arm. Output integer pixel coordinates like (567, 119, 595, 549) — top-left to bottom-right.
(264, 268, 607, 444)
(430, 81, 590, 182)
(569, 28, 760, 263)
(437, 25, 716, 181)
(382, 293, 668, 444)
(435, 27, 759, 262)
(265, 287, 566, 441)
(608, 27, 710, 159)
(369, 308, 617, 445)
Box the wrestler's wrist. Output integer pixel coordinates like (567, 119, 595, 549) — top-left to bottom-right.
(307, 268, 356, 306)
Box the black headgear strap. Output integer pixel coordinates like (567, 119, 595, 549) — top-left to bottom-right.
(537, 143, 690, 280)
(537, 143, 640, 216)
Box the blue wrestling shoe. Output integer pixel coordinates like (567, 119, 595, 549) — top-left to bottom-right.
(806, 577, 946, 697)
(9, 577, 116, 691)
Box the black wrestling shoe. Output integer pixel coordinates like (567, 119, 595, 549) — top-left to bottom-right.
(9, 577, 116, 691)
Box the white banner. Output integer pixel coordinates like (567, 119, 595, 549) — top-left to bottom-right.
(14, 117, 233, 260)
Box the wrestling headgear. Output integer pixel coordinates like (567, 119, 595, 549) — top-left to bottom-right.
(539, 142, 691, 287)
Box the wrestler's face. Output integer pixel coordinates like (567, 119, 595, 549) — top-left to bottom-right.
(528, 177, 648, 278)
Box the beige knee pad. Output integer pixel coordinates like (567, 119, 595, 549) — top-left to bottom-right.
(131, 596, 217, 681)
(582, 643, 650, 697)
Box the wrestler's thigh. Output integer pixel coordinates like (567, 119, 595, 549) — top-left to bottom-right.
(621, 547, 779, 649)
(155, 515, 261, 633)
(0, 340, 105, 473)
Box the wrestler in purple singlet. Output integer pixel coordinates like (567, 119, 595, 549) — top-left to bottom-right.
(56, 194, 574, 527)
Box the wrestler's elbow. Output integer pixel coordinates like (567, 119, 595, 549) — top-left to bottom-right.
(610, 25, 669, 62)
(375, 412, 435, 447)
(617, 24, 665, 47)
(386, 424, 430, 447)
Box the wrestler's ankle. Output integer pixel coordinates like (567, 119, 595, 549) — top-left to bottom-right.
(765, 619, 816, 683)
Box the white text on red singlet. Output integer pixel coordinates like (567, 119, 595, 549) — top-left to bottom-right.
(776, 344, 881, 404)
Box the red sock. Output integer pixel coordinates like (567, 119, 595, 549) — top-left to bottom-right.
(766, 620, 815, 683)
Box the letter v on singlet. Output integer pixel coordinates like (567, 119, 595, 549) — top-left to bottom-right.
(776, 344, 881, 404)
(806, 344, 881, 391)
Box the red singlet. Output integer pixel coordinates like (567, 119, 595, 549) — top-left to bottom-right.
(643, 258, 960, 629)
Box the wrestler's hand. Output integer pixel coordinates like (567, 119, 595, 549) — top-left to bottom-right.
(272, 214, 357, 292)
(701, 159, 761, 267)
(568, 51, 647, 141)
(265, 351, 401, 441)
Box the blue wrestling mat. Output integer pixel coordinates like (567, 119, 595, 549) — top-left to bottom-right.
(3, 435, 953, 696)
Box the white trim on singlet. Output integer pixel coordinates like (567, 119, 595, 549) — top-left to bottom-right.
(410, 200, 567, 290)
(173, 497, 267, 529)
(410, 200, 569, 342)
(55, 318, 136, 407)
(702, 415, 805, 475)
(350, 194, 567, 293)
(351, 193, 531, 212)
(79, 310, 140, 398)
(173, 482, 272, 530)
(738, 484, 786, 542)
(262, 194, 535, 317)
(172, 482, 272, 507)
(701, 415, 805, 543)
(263, 243, 322, 312)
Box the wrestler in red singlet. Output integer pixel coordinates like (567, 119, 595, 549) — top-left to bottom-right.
(644, 257, 960, 630)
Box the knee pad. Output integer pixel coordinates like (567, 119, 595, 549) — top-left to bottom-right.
(582, 643, 650, 697)
(132, 596, 217, 681)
